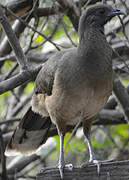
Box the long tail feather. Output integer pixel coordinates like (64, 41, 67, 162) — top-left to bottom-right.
(5, 107, 52, 156)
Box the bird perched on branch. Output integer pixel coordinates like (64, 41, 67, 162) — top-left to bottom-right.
(5, 3, 124, 179)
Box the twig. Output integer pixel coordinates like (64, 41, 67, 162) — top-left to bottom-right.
(0, 118, 20, 126)
(0, 5, 28, 71)
(3, 6, 60, 51)
(4, 63, 18, 80)
(0, 128, 7, 180)
(0, 65, 42, 94)
(61, 17, 77, 47)
(113, 74, 129, 123)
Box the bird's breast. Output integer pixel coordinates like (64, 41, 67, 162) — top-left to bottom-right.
(45, 72, 113, 125)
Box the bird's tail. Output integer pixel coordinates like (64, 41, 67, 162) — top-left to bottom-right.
(5, 107, 52, 156)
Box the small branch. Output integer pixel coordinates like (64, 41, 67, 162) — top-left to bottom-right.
(0, 65, 42, 95)
(113, 74, 129, 123)
(57, 0, 80, 32)
(0, 5, 28, 71)
(0, 118, 20, 126)
(61, 18, 77, 47)
(5, 0, 33, 20)
(0, 129, 7, 180)
(4, 7, 60, 51)
(7, 154, 40, 175)
(4, 63, 18, 80)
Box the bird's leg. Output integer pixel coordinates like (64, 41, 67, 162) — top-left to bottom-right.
(85, 134, 101, 175)
(85, 135, 96, 162)
(58, 133, 65, 179)
(82, 119, 100, 175)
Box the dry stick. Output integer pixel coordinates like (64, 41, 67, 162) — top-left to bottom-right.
(57, 0, 80, 32)
(113, 49, 129, 73)
(4, 63, 18, 80)
(7, 154, 40, 174)
(25, 15, 39, 53)
(113, 74, 129, 123)
(117, 14, 129, 45)
(0, 5, 28, 71)
(31, 15, 61, 50)
(65, 118, 82, 151)
(0, 118, 20, 126)
(0, 2, 39, 69)
(0, 18, 29, 65)
(0, 129, 7, 180)
(5, 6, 60, 51)
(0, 64, 42, 94)
(61, 18, 77, 47)
(106, 16, 129, 37)
(119, 0, 129, 15)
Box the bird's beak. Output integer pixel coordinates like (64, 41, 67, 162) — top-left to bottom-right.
(107, 9, 125, 17)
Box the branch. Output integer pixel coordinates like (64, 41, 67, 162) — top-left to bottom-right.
(0, 65, 42, 94)
(0, 7, 33, 69)
(0, 129, 7, 180)
(113, 74, 129, 123)
(4, 7, 60, 51)
(0, 5, 28, 71)
(7, 154, 40, 175)
(5, 0, 33, 20)
(57, 0, 80, 32)
(36, 160, 129, 180)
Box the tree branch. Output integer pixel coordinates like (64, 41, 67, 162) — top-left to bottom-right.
(36, 160, 129, 180)
(0, 65, 42, 94)
(0, 5, 28, 71)
(113, 74, 129, 123)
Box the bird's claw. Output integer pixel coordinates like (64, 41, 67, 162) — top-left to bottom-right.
(58, 163, 73, 179)
(58, 163, 64, 179)
(81, 160, 101, 176)
(92, 160, 101, 176)
(65, 163, 73, 171)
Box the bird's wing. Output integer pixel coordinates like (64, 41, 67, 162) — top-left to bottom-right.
(34, 63, 55, 96)
(5, 107, 52, 156)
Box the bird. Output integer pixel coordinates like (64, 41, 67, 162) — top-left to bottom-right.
(5, 3, 125, 179)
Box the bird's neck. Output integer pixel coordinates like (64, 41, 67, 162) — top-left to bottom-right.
(77, 26, 112, 76)
(78, 26, 105, 55)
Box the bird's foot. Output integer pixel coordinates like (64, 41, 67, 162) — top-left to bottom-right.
(81, 159, 100, 175)
(81, 159, 114, 176)
(58, 162, 65, 179)
(58, 163, 73, 179)
(90, 159, 101, 175)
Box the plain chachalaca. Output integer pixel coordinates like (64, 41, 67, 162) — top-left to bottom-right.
(5, 3, 124, 179)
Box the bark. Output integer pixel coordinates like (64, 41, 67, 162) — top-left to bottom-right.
(36, 160, 129, 180)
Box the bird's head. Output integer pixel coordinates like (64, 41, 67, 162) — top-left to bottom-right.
(79, 3, 125, 33)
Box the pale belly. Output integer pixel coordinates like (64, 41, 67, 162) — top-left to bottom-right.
(32, 75, 113, 126)
(45, 85, 112, 126)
